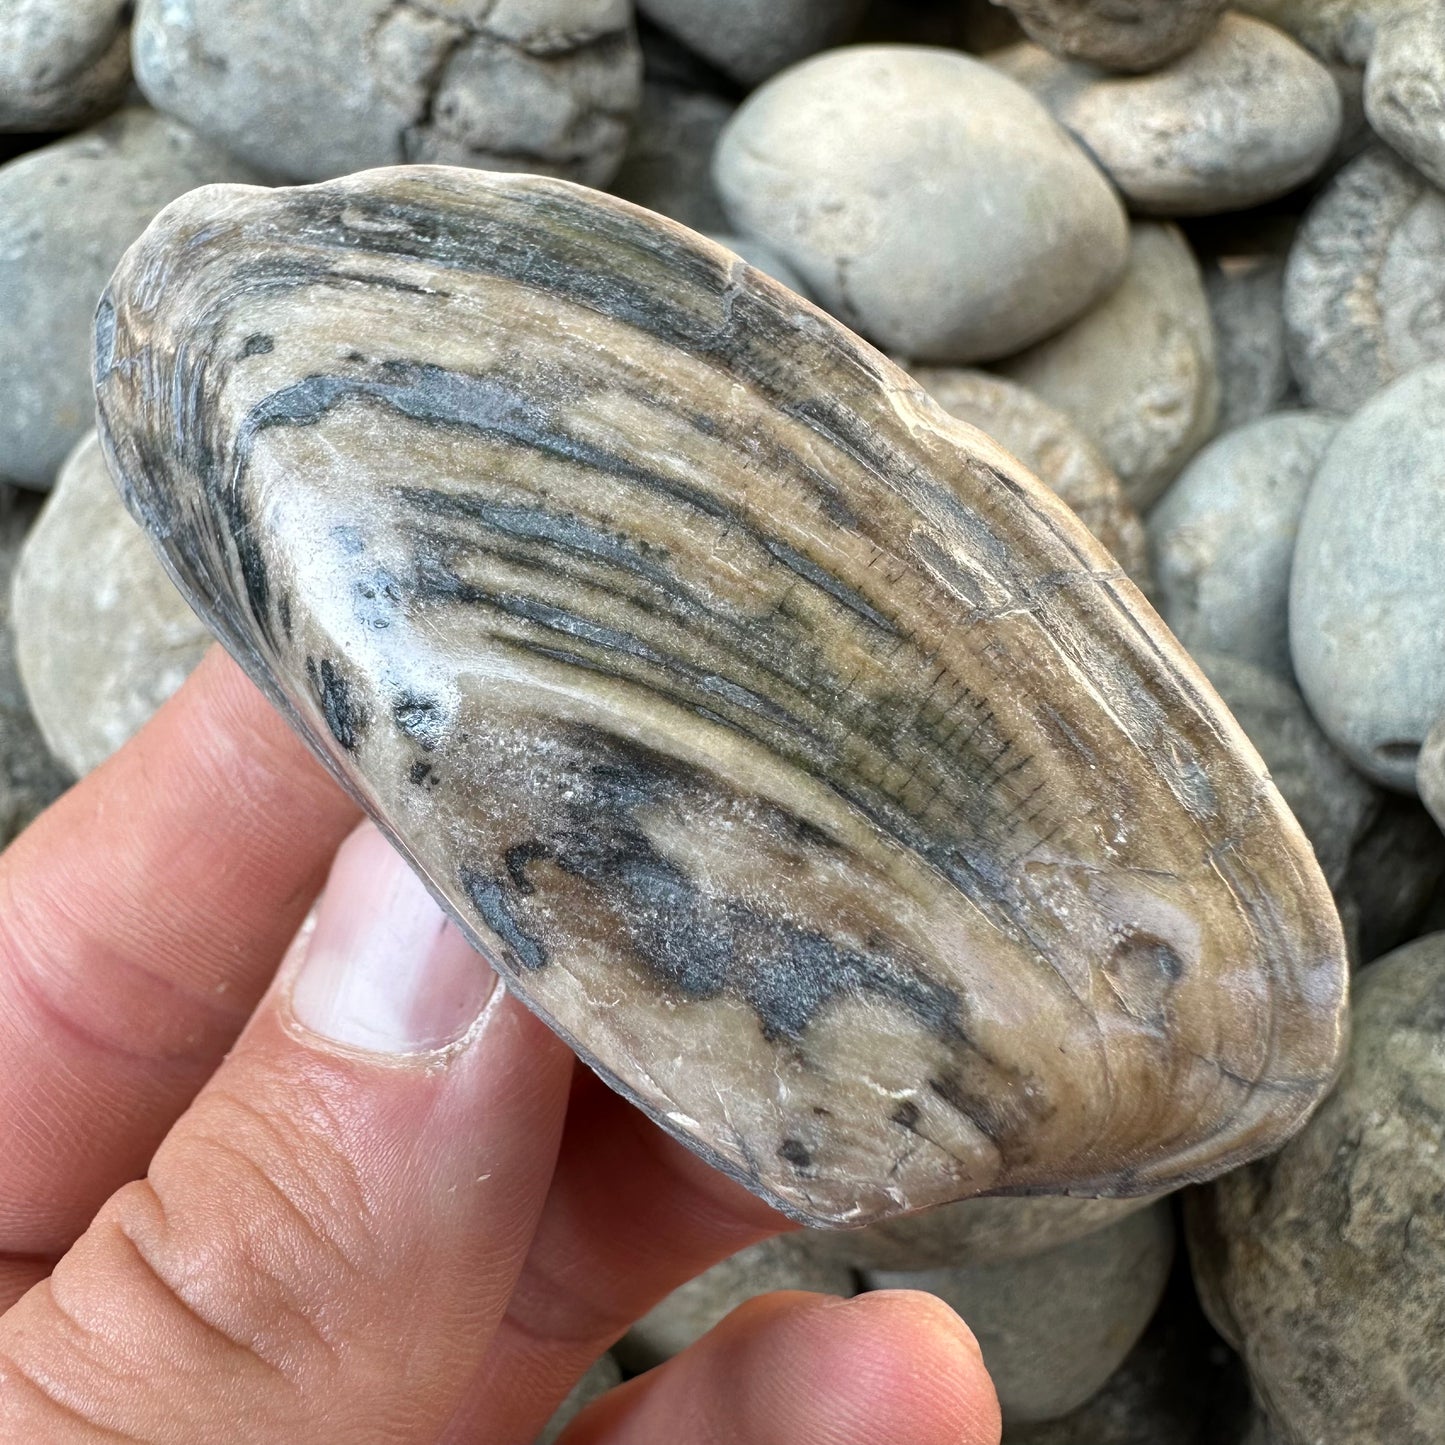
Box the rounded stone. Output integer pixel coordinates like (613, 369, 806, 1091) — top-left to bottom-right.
(999, 222, 1218, 509)
(1232, 0, 1385, 69)
(1290, 363, 1445, 789)
(713, 46, 1129, 364)
(535, 1354, 621, 1445)
(806, 1194, 1157, 1272)
(1148, 411, 1339, 679)
(1363, 7, 1445, 193)
(0, 108, 259, 491)
(1284, 146, 1445, 415)
(0, 0, 132, 131)
(1204, 254, 1297, 431)
(995, 0, 1227, 73)
(1190, 651, 1380, 893)
(637, 0, 867, 86)
(610, 82, 734, 233)
(12, 432, 212, 777)
(1187, 933, 1445, 1445)
(994, 16, 1341, 216)
(910, 367, 1150, 583)
(133, 0, 643, 186)
(867, 1203, 1175, 1426)
(616, 1234, 856, 1372)
(1419, 715, 1445, 835)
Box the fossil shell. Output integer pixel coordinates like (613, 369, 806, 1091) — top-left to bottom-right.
(93, 168, 1348, 1226)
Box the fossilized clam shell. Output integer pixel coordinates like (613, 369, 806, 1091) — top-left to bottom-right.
(94, 168, 1348, 1226)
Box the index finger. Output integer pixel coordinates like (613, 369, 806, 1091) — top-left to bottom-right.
(0, 646, 358, 1269)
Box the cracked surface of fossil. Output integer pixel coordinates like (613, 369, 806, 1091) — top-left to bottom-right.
(94, 168, 1349, 1226)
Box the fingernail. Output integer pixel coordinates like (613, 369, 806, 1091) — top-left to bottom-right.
(289, 825, 497, 1055)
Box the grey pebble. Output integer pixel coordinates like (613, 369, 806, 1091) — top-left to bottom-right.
(616, 1233, 855, 1373)
(713, 46, 1128, 365)
(806, 1194, 1157, 1273)
(1190, 650, 1380, 893)
(867, 1203, 1175, 1427)
(1148, 411, 1339, 680)
(993, 16, 1341, 217)
(1284, 146, 1445, 415)
(534, 1354, 621, 1445)
(12, 431, 212, 777)
(993, 0, 1226, 73)
(1363, 6, 1445, 193)
(1290, 363, 1445, 789)
(1187, 933, 1445, 1445)
(0, 0, 132, 132)
(610, 82, 733, 233)
(999, 221, 1218, 510)
(0, 107, 259, 491)
(911, 366, 1151, 584)
(636, 0, 867, 86)
(1204, 254, 1298, 431)
(133, 0, 642, 186)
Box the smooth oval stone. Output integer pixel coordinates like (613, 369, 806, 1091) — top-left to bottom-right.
(1204, 254, 1297, 431)
(908, 368, 1149, 584)
(713, 46, 1129, 364)
(133, 0, 643, 186)
(0, 0, 132, 131)
(1363, 8, 1445, 192)
(95, 167, 1347, 1226)
(994, 17, 1341, 217)
(1187, 934, 1445, 1445)
(1148, 411, 1339, 679)
(0, 107, 259, 491)
(1190, 651, 1380, 896)
(616, 1234, 855, 1372)
(995, 0, 1226, 73)
(999, 222, 1219, 510)
(868, 1203, 1175, 1425)
(637, 0, 867, 86)
(535, 1354, 621, 1445)
(1290, 364, 1445, 790)
(1284, 147, 1445, 415)
(807, 1193, 1157, 1272)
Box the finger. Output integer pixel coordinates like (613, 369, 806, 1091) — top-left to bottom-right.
(443, 1069, 789, 1443)
(0, 646, 358, 1270)
(0, 825, 575, 1444)
(560, 1290, 1001, 1445)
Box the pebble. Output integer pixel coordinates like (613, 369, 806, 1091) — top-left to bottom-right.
(995, 0, 1227, 73)
(1148, 411, 1338, 679)
(703, 234, 810, 296)
(1204, 254, 1298, 430)
(610, 82, 734, 233)
(1190, 651, 1380, 893)
(1187, 933, 1445, 1445)
(1419, 716, 1445, 835)
(867, 1203, 1175, 1426)
(1363, 7, 1445, 193)
(994, 17, 1341, 216)
(1290, 363, 1445, 789)
(806, 1195, 1156, 1272)
(1284, 146, 1445, 415)
(713, 46, 1129, 364)
(999, 222, 1218, 509)
(12, 432, 212, 777)
(0, 494, 70, 845)
(535, 1354, 621, 1445)
(910, 367, 1150, 583)
(0, 107, 259, 491)
(0, 0, 132, 131)
(636, 0, 866, 86)
(133, 0, 643, 185)
(616, 1234, 856, 1372)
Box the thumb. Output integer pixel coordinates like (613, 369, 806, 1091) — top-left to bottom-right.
(0, 825, 575, 1444)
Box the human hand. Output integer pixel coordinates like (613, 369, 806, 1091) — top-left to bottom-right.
(0, 647, 1001, 1443)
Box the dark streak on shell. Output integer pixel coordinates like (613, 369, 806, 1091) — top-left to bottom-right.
(93, 167, 1348, 1226)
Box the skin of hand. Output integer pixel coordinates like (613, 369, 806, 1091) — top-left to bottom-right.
(0, 647, 1002, 1444)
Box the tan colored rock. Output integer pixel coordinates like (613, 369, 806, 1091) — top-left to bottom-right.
(1000, 222, 1218, 509)
(910, 368, 1149, 583)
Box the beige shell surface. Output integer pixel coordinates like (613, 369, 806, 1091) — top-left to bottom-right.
(94, 167, 1347, 1226)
